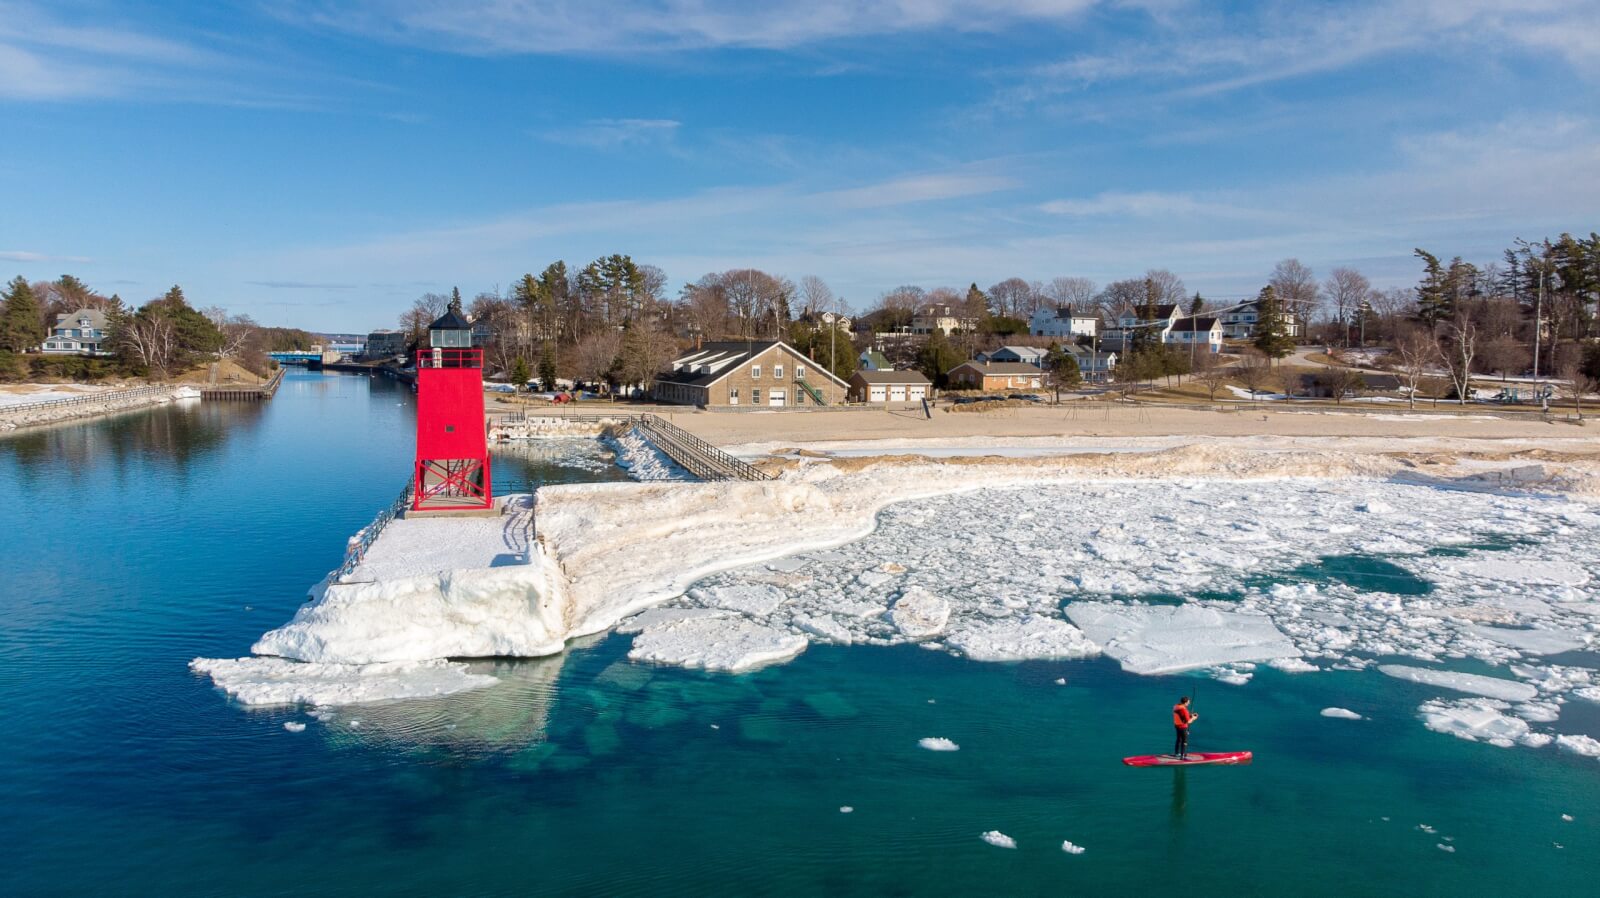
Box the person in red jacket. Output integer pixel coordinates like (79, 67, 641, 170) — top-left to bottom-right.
(1173, 697, 1198, 759)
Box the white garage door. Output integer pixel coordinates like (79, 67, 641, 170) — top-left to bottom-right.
(909, 386, 926, 400)
(869, 386, 886, 402)
(889, 386, 906, 401)
(769, 391, 786, 406)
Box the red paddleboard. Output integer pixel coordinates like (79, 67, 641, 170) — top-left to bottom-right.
(1123, 751, 1253, 767)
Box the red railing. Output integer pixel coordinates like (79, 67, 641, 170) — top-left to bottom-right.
(420, 348, 483, 369)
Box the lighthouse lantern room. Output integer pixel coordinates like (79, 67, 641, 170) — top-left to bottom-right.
(412, 295, 493, 511)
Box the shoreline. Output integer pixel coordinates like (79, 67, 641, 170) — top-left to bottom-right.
(0, 384, 203, 432)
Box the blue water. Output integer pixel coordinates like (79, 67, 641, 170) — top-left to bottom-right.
(2, 370, 1595, 895)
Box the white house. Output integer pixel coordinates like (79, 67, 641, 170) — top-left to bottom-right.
(1167, 316, 1224, 353)
(1063, 344, 1116, 381)
(1220, 300, 1302, 340)
(1029, 306, 1099, 339)
(41, 309, 112, 356)
(911, 304, 977, 335)
(1104, 303, 1181, 348)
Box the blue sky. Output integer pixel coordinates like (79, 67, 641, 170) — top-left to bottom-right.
(2, 0, 1597, 332)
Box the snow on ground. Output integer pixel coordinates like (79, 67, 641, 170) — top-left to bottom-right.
(606, 426, 694, 481)
(0, 384, 116, 406)
(189, 657, 498, 706)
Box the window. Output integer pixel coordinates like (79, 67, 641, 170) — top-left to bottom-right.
(751, 365, 761, 379)
(774, 364, 784, 379)
(729, 387, 739, 403)
(752, 389, 762, 404)
(796, 365, 806, 379)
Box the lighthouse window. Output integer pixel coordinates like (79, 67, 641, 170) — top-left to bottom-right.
(445, 425, 455, 433)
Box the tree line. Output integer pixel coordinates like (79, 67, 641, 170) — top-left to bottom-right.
(0, 274, 315, 382)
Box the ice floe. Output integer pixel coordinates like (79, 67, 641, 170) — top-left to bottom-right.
(283, 721, 307, 732)
(890, 588, 951, 639)
(1321, 707, 1363, 720)
(1378, 665, 1539, 702)
(981, 831, 1017, 849)
(190, 657, 498, 706)
(1555, 734, 1600, 758)
(1061, 840, 1087, 855)
(627, 616, 807, 672)
(1417, 699, 1549, 748)
(1065, 603, 1300, 675)
(918, 737, 960, 751)
(944, 616, 1099, 662)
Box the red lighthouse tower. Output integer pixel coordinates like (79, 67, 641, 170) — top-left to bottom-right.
(412, 295, 493, 511)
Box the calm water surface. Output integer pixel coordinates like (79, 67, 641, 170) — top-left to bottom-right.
(1, 370, 1595, 896)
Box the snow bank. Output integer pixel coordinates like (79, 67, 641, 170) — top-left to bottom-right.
(918, 737, 960, 751)
(190, 657, 497, 706)
(607, 427, 693, 481)
(1065, 603, 1300, 674)
(627, 616, 807, 672)
(1378, 666, 1539, 702)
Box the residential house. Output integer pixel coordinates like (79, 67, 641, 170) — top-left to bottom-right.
(800, 310, 853, 332)
(1028, 306, 1099, 339)
(1167, 316, 1224, 353)
(1220, 300, 1302, 340)
(652, 340, 850, 408)
(848, 369, 931, 404)
(945, 361, 1044, 392)
(1104, 303, 1181, 349)
(911, 304, 977, 335)
(859, 349, 891, 371)
(40, 309, 112, 356)
(1063, 344, 1117, 381)
(975, 345, 1048, 368)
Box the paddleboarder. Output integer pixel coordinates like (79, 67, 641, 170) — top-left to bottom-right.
(1173, 696, 1197, 759)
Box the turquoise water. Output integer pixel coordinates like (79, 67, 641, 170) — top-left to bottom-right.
(2, 370, 1596, 895)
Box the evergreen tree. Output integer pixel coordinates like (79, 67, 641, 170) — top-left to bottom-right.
(1044, 342, 1081, 400)
(538, 343, 558, 390)
(1413, 248, 1451, 326)
(1251, 285, 1294, 360)
(1189, 292, 1205, 316)
(916, 331, 965, 387)
(510, 356, 531, 390)
(0, 276, 46, 353)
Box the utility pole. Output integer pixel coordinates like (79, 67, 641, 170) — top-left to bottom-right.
(1533, 267, 1544, 382)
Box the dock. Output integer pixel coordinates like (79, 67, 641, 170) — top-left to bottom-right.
(200, 368, 284, 401)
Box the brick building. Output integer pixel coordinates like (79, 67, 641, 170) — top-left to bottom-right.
(653, 340, 850, 408)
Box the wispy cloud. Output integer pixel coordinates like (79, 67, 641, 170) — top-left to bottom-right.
(822, 170, 1018, 208)
(274, 0, 1101, 54)
(0, 1, 223, 100)
(247, 280, 359, 290)
(543, 118, 682, 149)
(0, 249, 92, 263)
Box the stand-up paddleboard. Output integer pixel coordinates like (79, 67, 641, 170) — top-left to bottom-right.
(1123, 751, 1252, 767)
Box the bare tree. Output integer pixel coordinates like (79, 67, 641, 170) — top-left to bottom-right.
(1235, 349, 1279, 398)
(571, 329, 622, 390)
(1191, 352, 1232, 401)
(119, 313, 179, 377)
(1477, 335, 1529, 381)
(1557, 355, 1598, 420)
(1390, 327, 1440, 409)
(798, 275, 835, 319)
(1442, 319, 1479, 404)
(1271, 258, 1320, 323)
(986, 278, 1033, 318)
(1143, 269, 1188, 307)
(1323, 267, 1369, 346)
(1045, 276, 1096, 310)
(1315, 366, 1366, 405)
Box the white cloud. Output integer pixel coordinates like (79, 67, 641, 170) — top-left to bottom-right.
(0, 249, 92, 263)
(275, 1, 1102, 53)
(544, 118, 682, 149)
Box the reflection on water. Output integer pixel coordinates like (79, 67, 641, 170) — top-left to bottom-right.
(0, 398, 260, 479)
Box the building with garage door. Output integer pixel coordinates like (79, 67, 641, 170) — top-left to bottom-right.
(848, 369, 931, 404)
(652, 340, 850, 408)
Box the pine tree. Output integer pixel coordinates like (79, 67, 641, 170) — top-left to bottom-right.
(917, 331, 964, 387)
(1251, 285, 1294, 360)
(510, 356, 531, 390)
(0, 276, 46, 353)
(1045, 343, 1081, 400)
(538, 343, 558, 390)
(1189, 292, 1205, 316)
(1413, 248, 1451, 326)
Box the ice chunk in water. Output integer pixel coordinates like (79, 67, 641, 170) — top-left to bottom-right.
(1065, 602, 1299, 675)
(1556, 734, 1600, 758)
(1321, 707, 1363, 720)
(283, 721, 307, 732)
(981, 831, 1016, 849)
(190, 657, 497, 706)
(944, 616, 1099, 662)
(890, 588, 950, 639)
(1061, 840, 1087, 855)
(1378, 665, 1538, 701)
(628, 617, 807, 672)
(919, 737, 960, 751)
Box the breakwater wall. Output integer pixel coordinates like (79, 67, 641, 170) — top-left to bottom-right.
(0, 385, 201, 432)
